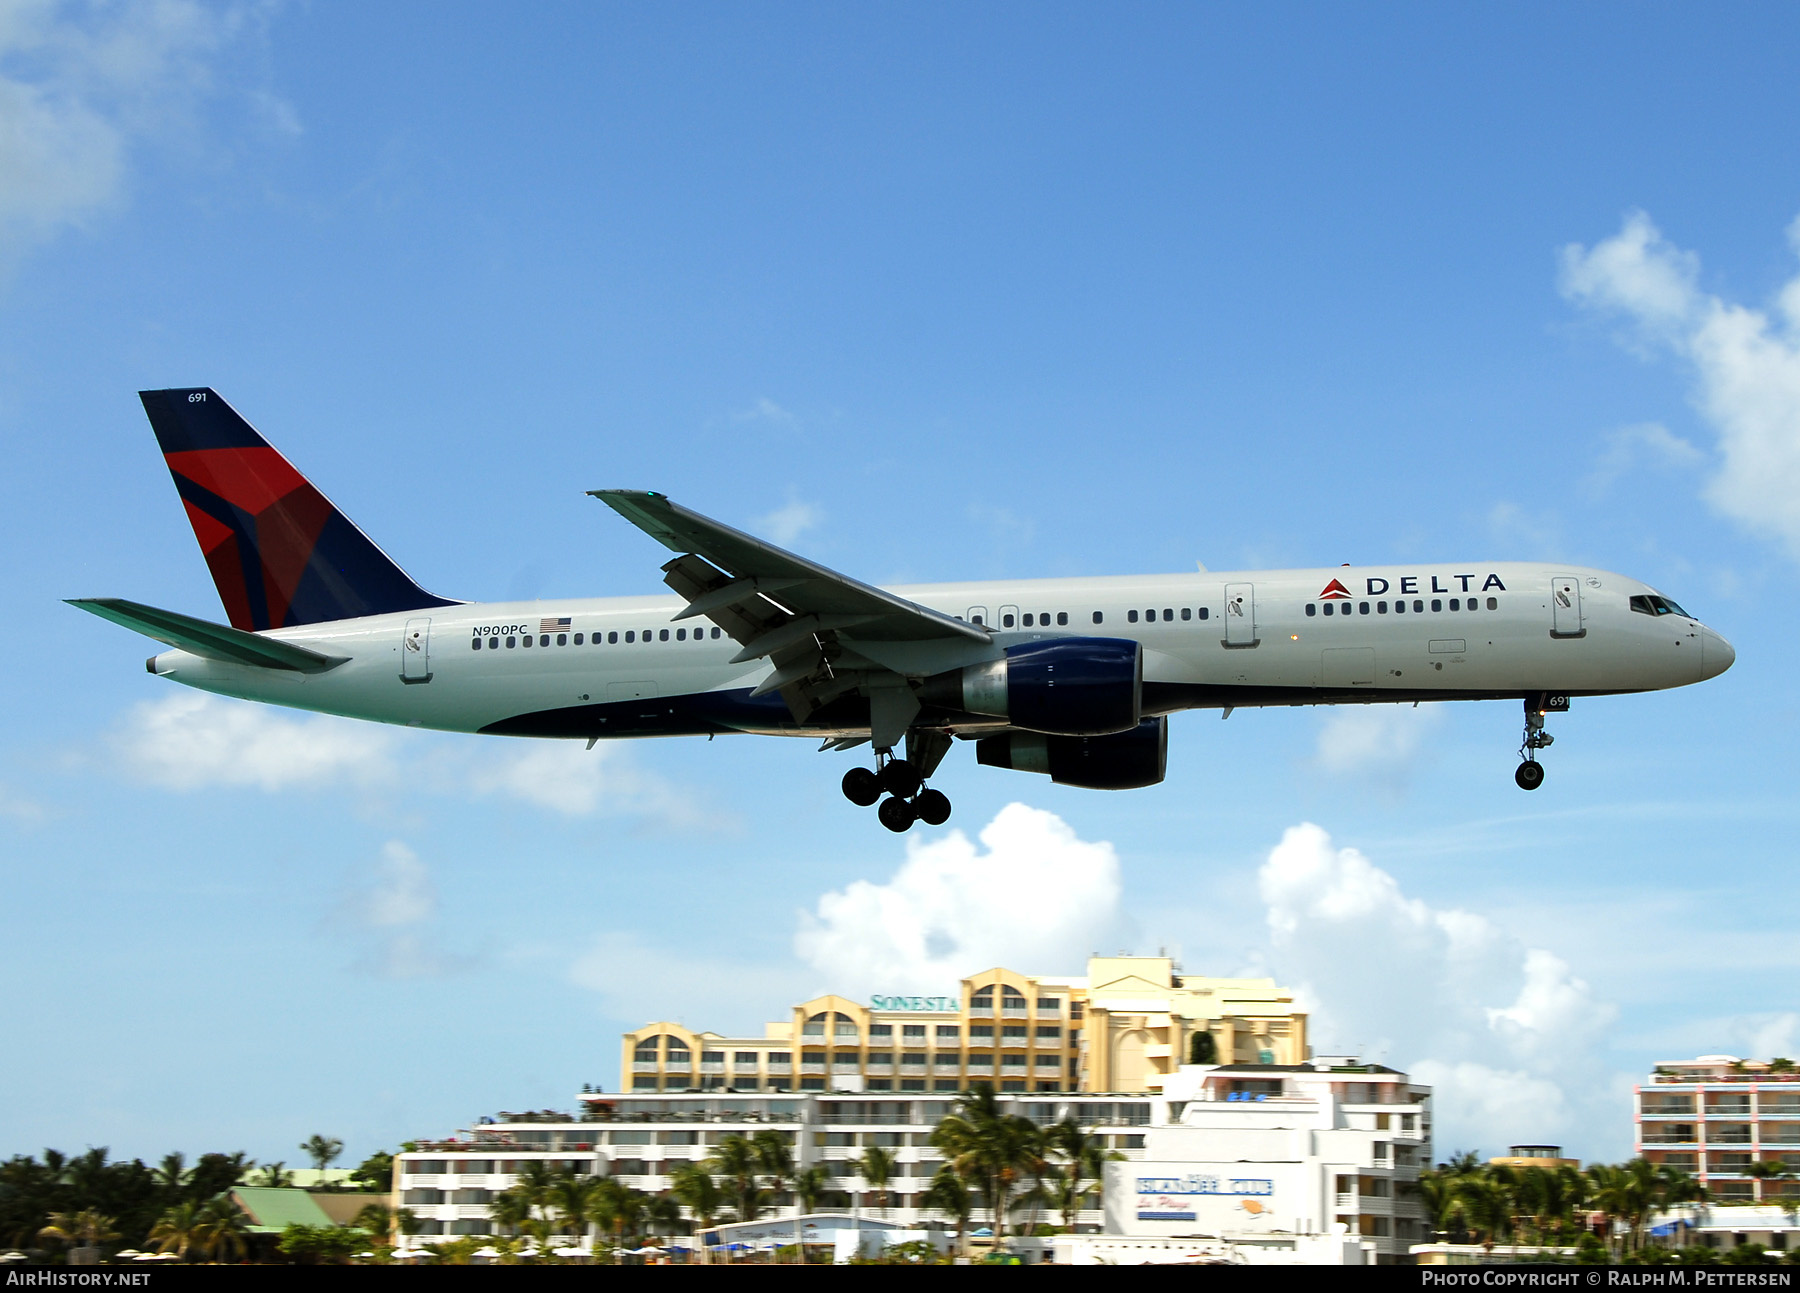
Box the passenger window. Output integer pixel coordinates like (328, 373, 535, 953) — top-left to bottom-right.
(1413, 600, 1424, 613)
(1486, 597, 1497, 610)
(1180, 607, 1191, 621)
(625, 631, 634, 643)
(1127, 610, 1138, 623)
(1002, 614, 1015, 628)
(972, 615, 984, 626)
(1431, 599, 1442, 612)
(608, 631, 618, 644)
(676, 628, 686, 641)
(470, 638, 481, 651)
(660, 629, 669, 641)
(1394, 600, 1405, 614)
(1146, 609, 1156, 622)
(1057, 612, 1068, 626)
(522, 635, 533, 648)
(1305, 603, 1317, 617)
(574, 633, 583, 645)
(1323, 602, 1334, 616)
(1163, 608, 1173, 621)
(1359, 602, 1369, 615)
(1022, 614, 1034, 627)
(538, 634, 548, 646)
(488, 636, 498, 649)
(1377, 601, 1388, 614)
(1198, 607, 1209, 620)
(558, 633, 568, 645)
(1092, 611, 1104, 624)
(1448, 599, 1459, 611)
(505, 636, 515, 648)
(712, 627, 722, 639)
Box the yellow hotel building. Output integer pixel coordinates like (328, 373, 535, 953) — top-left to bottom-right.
(622, 956, 1307, 1096)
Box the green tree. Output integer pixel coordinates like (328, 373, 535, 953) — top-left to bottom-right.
(191, 1195, 249, 1263)
(1042, 1117, 1121, 1231)
(856, 1146, 895, 1217)
(920, 1166, 973, 1254)
(669, 1164, 723, 1260)
(353, 1202, 394, 1246)
(1187, 1032, 1218, 1064)
(349, 1151, 395, 1193)
(148, 1199, 203, 1260)
(250, 1162, 295, 1188)
(930, 1085, 1044, 1240)
(37, 1209, 120, 1259)
(705, 1135, 764, 1222)
(299, 1136, 345, 1179)
(277, 1223, 362, 1264)
(1745, 1160, 1791, 1204)
(793, 1164, 828, 1215)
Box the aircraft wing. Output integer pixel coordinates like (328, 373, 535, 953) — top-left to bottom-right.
(591, 489, 989, 726)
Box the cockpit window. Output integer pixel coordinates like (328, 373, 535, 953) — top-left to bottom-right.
(1630, 593, 1692, 618)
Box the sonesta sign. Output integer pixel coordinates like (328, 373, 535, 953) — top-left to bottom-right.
(869, 995, 960, 1012)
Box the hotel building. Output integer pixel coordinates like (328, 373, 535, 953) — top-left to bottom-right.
(394, 1056, 1427, 1262)
(620, 956, 1308, 1096)
(1635, 1055, 1800, 1200)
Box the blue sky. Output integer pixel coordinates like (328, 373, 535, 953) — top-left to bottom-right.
(4, 2, 1800, 1169)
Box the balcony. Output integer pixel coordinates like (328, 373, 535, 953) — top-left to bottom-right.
(800, 1063, 827, 1075)
(631, 1062, 658, 1073)
(766, 1063, 792, 1075)
(700, 1063, 725, 1074)
(900, 1064, 927, 1076)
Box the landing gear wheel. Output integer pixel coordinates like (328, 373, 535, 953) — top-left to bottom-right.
(842, 767, 881, 807)
(914, 788, 952, 826)
(1515, 761, 1545, 791)
(877, 796, 917, 833)
(879, 759, 921, 799)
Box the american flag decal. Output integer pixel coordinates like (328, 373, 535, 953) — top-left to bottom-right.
(539, 616, 572, 634)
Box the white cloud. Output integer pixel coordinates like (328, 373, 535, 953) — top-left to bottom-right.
(334, 840, 470, 979)
(1589, 422, 1706, 492)
(108, 693, 716, 829)
(1562, 210, 1800, 559)
(112, 692, 393, 791)
(754, 496, 824, 547)
(1258, 823, 1617, 1152)
(1313, 705, 1440, 791)
(570, 931, 808, 1030)
(0, 0, 279, 258)
(1736, 1012, 1800, 1063)
(794, 803, 1127, 999)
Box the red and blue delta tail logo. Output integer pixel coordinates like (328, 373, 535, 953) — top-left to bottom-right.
(139, 389, 458, 631)
(1318, 578, 1352, 600)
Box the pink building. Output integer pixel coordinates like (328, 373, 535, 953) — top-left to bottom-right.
(1635, 1055, 1800, 1200)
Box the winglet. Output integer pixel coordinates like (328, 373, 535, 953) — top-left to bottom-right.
(67, 598, 349, 673)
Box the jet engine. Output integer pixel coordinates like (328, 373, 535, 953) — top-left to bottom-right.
(975, 717, 1168, 790)
(918, 637, 1141, 736)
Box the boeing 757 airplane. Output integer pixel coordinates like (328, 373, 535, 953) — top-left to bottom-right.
(71, 389, 1735, 831)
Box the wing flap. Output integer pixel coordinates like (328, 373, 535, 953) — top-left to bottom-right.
(67, 598, 349, 673)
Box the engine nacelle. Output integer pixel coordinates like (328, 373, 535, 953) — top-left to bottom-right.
(975, 717, 1168, 790)
(919, 637, 1141, 736)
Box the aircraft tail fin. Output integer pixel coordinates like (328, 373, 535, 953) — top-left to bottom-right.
(67, 598, 349, 673)
(138, 388, 459, 630)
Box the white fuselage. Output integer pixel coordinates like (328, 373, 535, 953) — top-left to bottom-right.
(145, 562, 1732, 741)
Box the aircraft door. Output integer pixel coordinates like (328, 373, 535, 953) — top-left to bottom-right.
(998, 604, 1020, 630)
(966, 605, 990, 628)
(401, 617, 433, 683)
(1223, 583, 1258, 647)
(1550, 575, 1585, 639)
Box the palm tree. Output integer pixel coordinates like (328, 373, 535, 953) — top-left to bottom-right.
(705, 1135, 764, 1222)
(152, 1152, 193, 1197)
(1454, 1172, 1513, 1252)
(488, 1190, 532, 1239)
(1744, 1160, 1790, 1204)
(1042, 1117, 1120, 1231)
(353, 1202, 394, 1247)
(191, 1195, 248, 1263)
(37, 1210, 120, 1259)
(548, 1174, 599, 1251)
(252, 1161, 295, 1188)
(669, 1164, 723, 1261)
(920, 1166, 974, 1254)
(751, 1128, 798, 1257)
(855, 1146, 895, 1218)
(930, 1084, 1043, 1240)
(148, 1199, 204, 1260)
(300, 1135, 345, 1179)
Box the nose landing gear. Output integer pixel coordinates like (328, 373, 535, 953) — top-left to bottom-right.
(1514, 693, 1566, 790)
(840, 734, 954, 831)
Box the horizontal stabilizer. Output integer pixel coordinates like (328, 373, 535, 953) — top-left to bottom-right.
(66, 598, 349, 674)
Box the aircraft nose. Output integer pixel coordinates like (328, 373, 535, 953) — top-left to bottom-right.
(1701, 627, 1736, 680)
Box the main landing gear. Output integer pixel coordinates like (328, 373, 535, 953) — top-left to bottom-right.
(1515, 693, 1565, 791)
(841, 742, 953, 833)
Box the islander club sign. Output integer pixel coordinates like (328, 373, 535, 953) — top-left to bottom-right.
(869, 995, 960, 1012)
